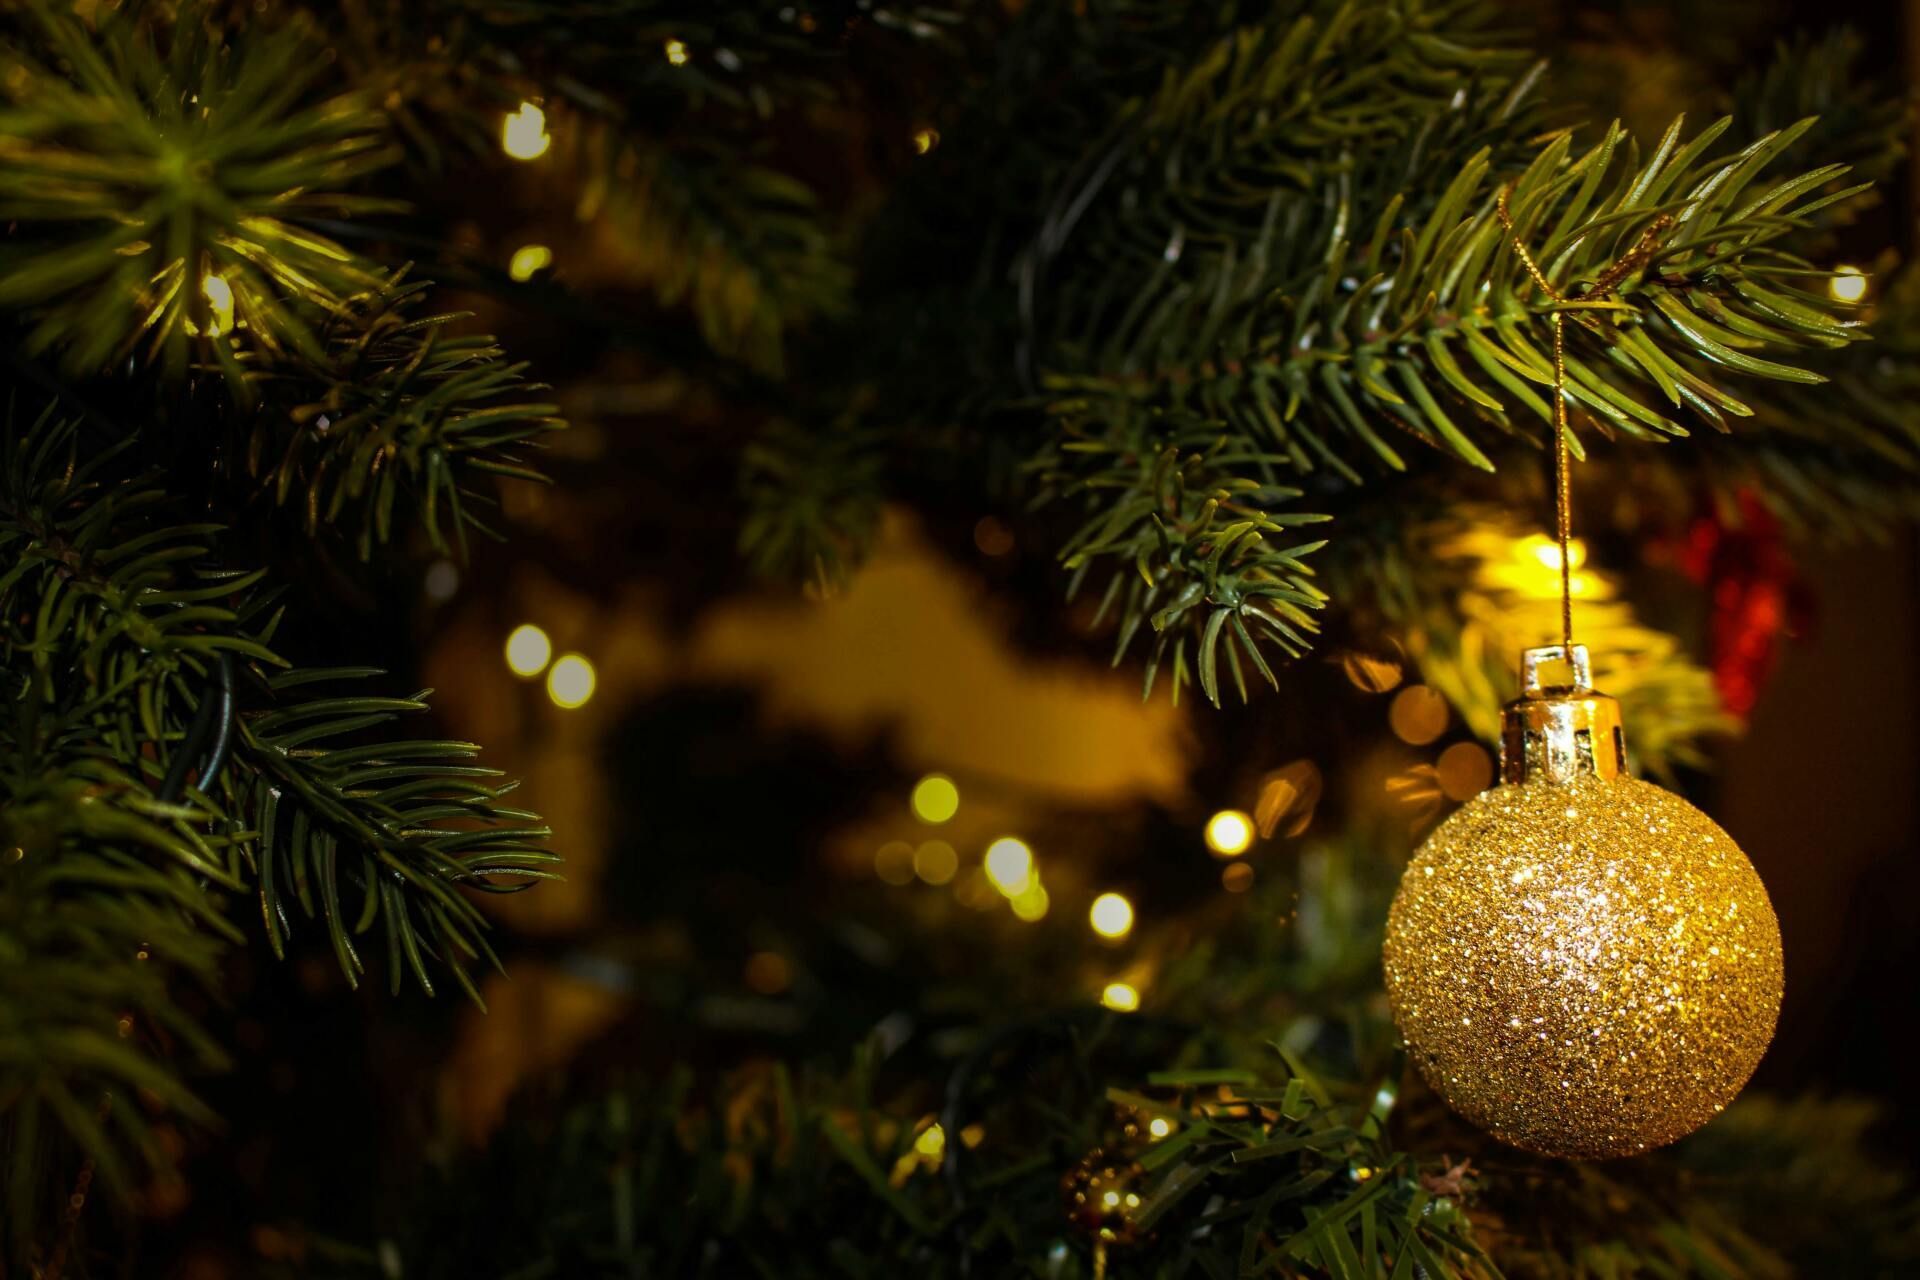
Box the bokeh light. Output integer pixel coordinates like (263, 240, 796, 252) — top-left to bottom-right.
(1148, 1117, 1174, 1139)
(1089, 892, 1133, 940)
(1009, 881, 1049, 922)
(664, 37, 690, 66)
(1205, 809, 1253, 856)
(914, 1123, 945, 1159)
(912, 127, 940, 155)
(910, 773, 960, 824)
(983, 837, 1033, 895)
(504, 623, 552, 677)
(874, 841, 915, 886)
(423, 559, 459, 602)
(1389, 685, 1449, 745)
(501, 101, 551, 160)
(913, 840, 957, 885)
(1523, 533, 1587, 571)
(744, 951, 791, 995)
(972, 515, 1015, 556)
(1437, 741, 1494, 801)
(1221, 862, 1255, 893)
(1100, 982, 1140, 1013)
(1830, 264, 1868, 303)
(508, 244, 553, 282)
(1341, 649, 1403, 693)
(547, 653, 596, 708)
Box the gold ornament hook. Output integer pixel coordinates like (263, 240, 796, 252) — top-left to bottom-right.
(1499, 643, 1627, 785)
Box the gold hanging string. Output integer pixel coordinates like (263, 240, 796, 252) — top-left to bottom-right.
(1494, 184, 1672, 658)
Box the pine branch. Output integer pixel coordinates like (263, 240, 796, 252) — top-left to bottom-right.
(0, 3, 399, 375)
(233, 273, 566, 559)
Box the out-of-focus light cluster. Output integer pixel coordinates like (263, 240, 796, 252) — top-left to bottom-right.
(664, 37, 690, 66)
(912, 127, 940, 154)
(1436, 740, 1493, 801)
(914, 1123, 945, 1160)
(1148, 1117, 1174, 1139)
(1341, 649, 1403, 693)
(913, 839, 957, 885)
(504, 623, 552, 677)
(1101, 981, 1140, 1013)
(508, 243, 553, 282)
(1830, 264, 1868, 303)
(501, 101, 551, 160)
(1221, 862, 1255, 893)
(1089, 891, 1133, 940)
(547, 654, 595, 708)
(910, 773, 959, 824)
(1525, 533, 1587, 572)
(1204, 809, 1253, 856)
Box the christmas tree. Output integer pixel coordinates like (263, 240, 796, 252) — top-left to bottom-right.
(3, 1, 1918, 1275)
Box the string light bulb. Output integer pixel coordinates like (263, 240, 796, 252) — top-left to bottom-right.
(508, 244, 552, 282)
(1204, 809, 1253, 856)
(504, 624, 552, 677)
(1829, 264, 1868, 303)
(547, 653, 596, 708)
(664, 38, 690, 66)
(1100, 982, 1140, 1013)
(1089, 892, 1133, 940)
(202, 272, 235, 337)
(501, 101, 551, 160)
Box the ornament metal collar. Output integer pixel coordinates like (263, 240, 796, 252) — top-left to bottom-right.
(1499, 644, 1627, 786)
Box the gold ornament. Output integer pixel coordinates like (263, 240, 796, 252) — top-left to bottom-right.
(1383, 645, 1783, 1159)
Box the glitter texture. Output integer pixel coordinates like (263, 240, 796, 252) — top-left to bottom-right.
(1383, 774, 1782, 1159)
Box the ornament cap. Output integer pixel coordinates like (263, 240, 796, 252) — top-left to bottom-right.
(1499, 644, 1627, 785)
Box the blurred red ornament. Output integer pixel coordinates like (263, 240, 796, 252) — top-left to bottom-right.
(1674, 491, 1810, 721)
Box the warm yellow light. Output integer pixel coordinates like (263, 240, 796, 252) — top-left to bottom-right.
(1221, 862, 1255, 893)
(546, 653, 596, 708)
(504, 623, 552, 677)
(1830, 265, 1868, 303)
(744, 951, 791, 995)
(1101, 982, 1140, 1013)
(914, 1123, 945, 1159)
(910, 773, 960, 824)
(664, 38, 690, 66)
(508, 244, 552, 282)
(874, 840, 915, 886)
(1389, 685, 1449, 745)
(912, 127, 940, 155)
(983, 837, 1033, 895)
(913, 840, 957, 886)
(1205, 809, 1253, 856)
(202, 272, 235, 337)
(1010, 881, 1049, 922)
(1089, 892, 1134, 940)
(1526, 534, 1587, 571)
(501, 101, 551, 160)
(1148, 1117, 1174, 1139)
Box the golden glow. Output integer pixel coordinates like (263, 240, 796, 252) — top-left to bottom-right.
(913, 839, 957, 885)
(546, 653, 596, 708)
(912, 127, 940, 155)
(983, 836, 1033, 895)
(910, 773, 960, 824)
(874, 840, 915, 886)
(1149, 1117, 1174, 1139)
(501, 101, 552, 160)
(1089, 891, 1134, 939)
(1523, 533, 1587, 571)
(1389, 685, 1449, 745)
(508, 244, 552, 282)
(1204, 809, 1253, 856)
(1341, 650, 1403, 693)
(504, 623, 552, 677)
(202, 272, 235, 337)
(664, 38, 690, 66)
(914, 1123, 946, 1159)
(1221, 862, 1255, 893)
(1830, 265, 1868, 303)
(1100, 982, 1140, 1013)
(1009, 881, 1049, 922)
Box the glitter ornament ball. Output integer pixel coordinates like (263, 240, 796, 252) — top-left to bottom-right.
(1383, 646, 1783, 1159)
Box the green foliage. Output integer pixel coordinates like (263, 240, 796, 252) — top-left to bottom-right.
(740, 418, 886, 594)
(237, 274, 565, 558)
(0, 3, 398, 375)
(0, 407, 555, 1248)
